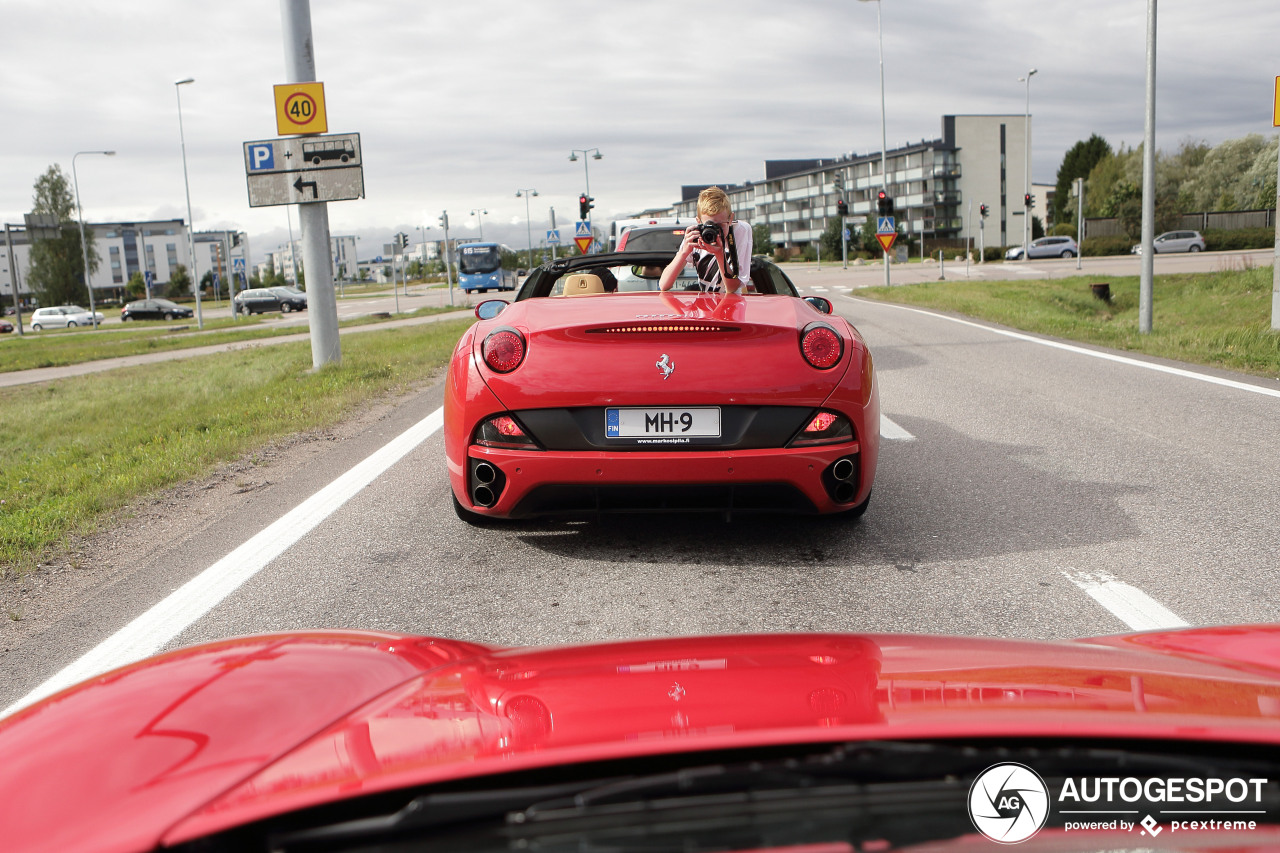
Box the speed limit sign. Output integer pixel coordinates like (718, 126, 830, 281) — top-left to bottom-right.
(273, 82, 328, 135)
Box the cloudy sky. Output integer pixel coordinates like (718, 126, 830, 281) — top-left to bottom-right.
(2, 1, 1277, 262)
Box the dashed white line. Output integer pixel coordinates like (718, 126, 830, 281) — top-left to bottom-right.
(2, 406, 447, 721)
(1063, 570, 1189, 631)
(880, 414, 915, 440)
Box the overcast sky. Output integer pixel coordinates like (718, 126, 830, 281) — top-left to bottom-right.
(3, 1, 1277, 262)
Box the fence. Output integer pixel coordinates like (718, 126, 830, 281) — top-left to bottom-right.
(1084, 209, 1276, 239)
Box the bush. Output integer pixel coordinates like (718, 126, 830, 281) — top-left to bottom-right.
(1203, 228, 1274, 251)
(1081, 236, 1134, 257)
(1050, 223, 1078, 237)
(983, 247, 1005, 262)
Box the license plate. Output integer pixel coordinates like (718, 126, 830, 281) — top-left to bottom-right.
(606, 407, 721, 438)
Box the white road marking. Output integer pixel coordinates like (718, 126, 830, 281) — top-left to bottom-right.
(1063, 570, 1189, 631)
(809, 286, 829, 292)
(2, 406, 447, 721)
(850, 299, 1280, 400)
(880, 414, 915, 440)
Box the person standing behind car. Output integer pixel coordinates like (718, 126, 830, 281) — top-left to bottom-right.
(660, 186, 752, 293)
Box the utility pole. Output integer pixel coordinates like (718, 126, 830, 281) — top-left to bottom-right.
(439, 211, 453, 307)
(549, 206, 557, 261)
(1138, 0, 1157, 334)
(281, 0, 340, 367)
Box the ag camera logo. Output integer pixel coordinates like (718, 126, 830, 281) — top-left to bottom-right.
(969, 762, 1050, 844)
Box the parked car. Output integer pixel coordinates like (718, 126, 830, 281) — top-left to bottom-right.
(119, 298, 194, 322)
(0, 318, 12, 333)
(1005, 236, 1079, 260)
(29, 305, 102, 330)
(233, 286, 307, 314)
(1132, 230, 1206, 254)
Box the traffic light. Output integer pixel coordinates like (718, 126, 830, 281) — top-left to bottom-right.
(1024, 193, 1033, 208)
(836, 199, 848, 216)
(833, 173, 845, 192)
(876, 190, 888, 216)
(579, 194, 593, 220)
(980, 204, 989, 218)
(438, 211, 449, 229)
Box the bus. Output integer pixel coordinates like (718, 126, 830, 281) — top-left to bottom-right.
(457, 242, 516, 293)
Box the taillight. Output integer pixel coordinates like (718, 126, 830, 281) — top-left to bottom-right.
(482, 328, 525, 373)
(474, 414, 540, 450)
(790, 409, 854, 447)
(800, 323, 843, 369)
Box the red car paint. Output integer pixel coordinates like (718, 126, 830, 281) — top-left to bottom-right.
(2, 627, 1280, 851)
(444, 290, 879, 518)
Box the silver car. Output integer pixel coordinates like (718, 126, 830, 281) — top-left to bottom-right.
(30, 305, 103, 330)
(1005, 236, 1079, 260)
(1131, 230, 1206, 254)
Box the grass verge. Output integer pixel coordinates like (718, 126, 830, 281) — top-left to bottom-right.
(855, 265, 1280, 379)
(0, 305, 465, 374)
(0, 318, 472, 576)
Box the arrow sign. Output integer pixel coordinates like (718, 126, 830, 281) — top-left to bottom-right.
(574, 236, 593, 253)
(876, 232, 898, 253)
(293, 176, 318, 198)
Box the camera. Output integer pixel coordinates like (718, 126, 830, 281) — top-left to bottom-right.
(697, 222, 722, 244)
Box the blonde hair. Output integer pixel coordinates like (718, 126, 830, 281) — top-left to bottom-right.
(697, 186, 731, 219)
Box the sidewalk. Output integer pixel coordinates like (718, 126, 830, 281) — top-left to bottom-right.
(0, 309, 473, 389)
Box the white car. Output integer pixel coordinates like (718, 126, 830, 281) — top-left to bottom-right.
(1005, 236, 1079, 260)
(30, 305, 103, 330)
(1131, 230, 1206, 254)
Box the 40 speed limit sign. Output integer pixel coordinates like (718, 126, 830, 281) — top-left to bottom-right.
(274, 82, 328, 135)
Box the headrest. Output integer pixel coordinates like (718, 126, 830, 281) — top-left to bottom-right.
(560, 273, 606, 296)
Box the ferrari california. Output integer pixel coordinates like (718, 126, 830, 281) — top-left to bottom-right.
(2, 626, 1279, 852)
(444, 251, 879, 523)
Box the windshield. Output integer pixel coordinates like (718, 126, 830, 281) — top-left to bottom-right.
(459, 245, 502, 274)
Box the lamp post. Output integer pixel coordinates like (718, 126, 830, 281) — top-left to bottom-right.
(857, 0, 890, 287)
(516, 188, 538, 270)
(470, 208, 488, 240)
(174, 77, 202, 329)
(569, 148, 602, 251)
(72, 150, 116, 329)
(1019, 68, 1038, 262)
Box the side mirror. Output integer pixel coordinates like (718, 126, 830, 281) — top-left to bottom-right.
(474, 299, 508, 321)
(804, 296, 833, 315)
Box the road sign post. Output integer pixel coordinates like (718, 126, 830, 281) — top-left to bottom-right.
(244, 133, 364, 207)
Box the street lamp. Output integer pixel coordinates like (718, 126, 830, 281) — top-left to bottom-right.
(857, 0, 890, 287)
(72, 149, 116, 329)
(569, 149, 602, 251)
(516, 188, 538, 270)
(470, 208, 488, 240)
(1019, 68, 1038, 261)
(174, 77, 202, 329)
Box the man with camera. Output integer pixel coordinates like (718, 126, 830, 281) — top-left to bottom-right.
(659, 186, 753, 293)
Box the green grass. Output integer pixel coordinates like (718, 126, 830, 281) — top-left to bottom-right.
(856, 266, 1280, 379)
(0, 305, 464, 373)
(0, 318, 472, 575)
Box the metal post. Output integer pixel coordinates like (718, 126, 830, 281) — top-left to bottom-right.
(1139, 0, 1157, 334)
(517, 188, 538, 270)
(72, 150, 114, 329)
(174, 79, 202, 329)
(281, 0, 340, 367)
(471, 209, 486, 240)
(1274, 129, 1280, 329)
(965, 200, 972, 278)
(1076, 177, 1084, 271)
(570, 149, 602, 252)
(1021, 69, 1038, 263)
(549, 206, 557, 261)
(441, 211, 454, 307)
(859, 0, 891, 288)
(4, 224, 24, 334)
(285, 204, 299, 285)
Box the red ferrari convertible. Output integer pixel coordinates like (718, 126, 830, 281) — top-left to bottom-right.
(444, 251, 879, 523)
(2, 626, 1279, 851)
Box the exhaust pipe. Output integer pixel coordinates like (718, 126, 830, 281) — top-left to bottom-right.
(473, 461, 498, 485)
(831, 457, 855, 481)
(473, 485, 496, 507)
(833, 481, 856, 503)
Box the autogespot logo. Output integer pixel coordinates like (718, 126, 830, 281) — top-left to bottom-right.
(969, 763, 1051, 844)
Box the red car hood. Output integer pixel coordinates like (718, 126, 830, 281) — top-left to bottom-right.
(3, 626, 1280, 852)
(476, 292, 861, 409)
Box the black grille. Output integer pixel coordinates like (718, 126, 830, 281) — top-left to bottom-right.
(510, 483, 819, 519)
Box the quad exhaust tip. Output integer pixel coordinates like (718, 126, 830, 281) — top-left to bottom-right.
(472, 485, 496, 507)
(831, 457, 855, 482)
(473, 461, 498, 485)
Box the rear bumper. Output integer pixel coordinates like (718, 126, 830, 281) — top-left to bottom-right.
(453, 443, 868, 518)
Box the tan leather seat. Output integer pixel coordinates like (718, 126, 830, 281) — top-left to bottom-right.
(559, 273, 605, 296)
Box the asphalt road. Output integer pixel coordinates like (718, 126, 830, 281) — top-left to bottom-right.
(4, 267, 1280, 716)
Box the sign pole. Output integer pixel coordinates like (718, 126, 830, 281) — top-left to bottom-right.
(1273, 77, 1280, 330)
(4, 224, 24, 335)
(281, 0, 339, 368)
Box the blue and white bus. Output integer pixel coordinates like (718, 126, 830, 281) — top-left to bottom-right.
(457, 242, 516, 293)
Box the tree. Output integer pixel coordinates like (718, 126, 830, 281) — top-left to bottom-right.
(1181, 134, 1276, 212)
(752, 223, 773, 256)
(1052, 134, 1111, 226)
(820, 218, 844, 260)
(168, 264, 192, 297)
(125, 271, 146, 299)
(25, 165, 101, 307)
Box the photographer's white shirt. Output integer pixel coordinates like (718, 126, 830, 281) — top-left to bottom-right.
(690, 220, 753, 291)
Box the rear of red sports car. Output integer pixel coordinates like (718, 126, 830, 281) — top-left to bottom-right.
(444, 261, 878, 521)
